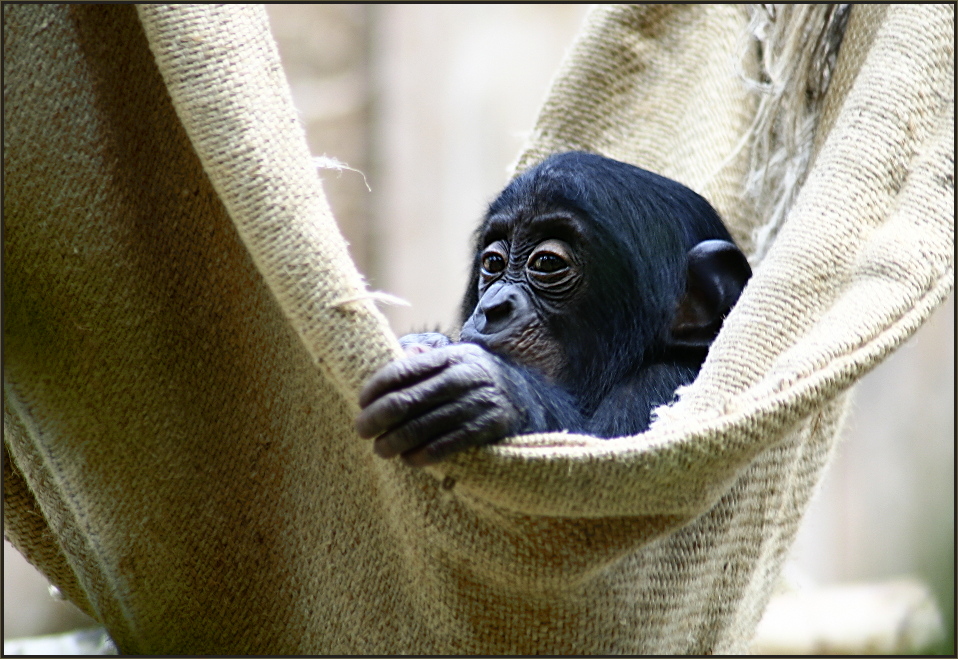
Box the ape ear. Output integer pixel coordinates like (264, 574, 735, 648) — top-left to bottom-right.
(670, 239, 752, 348)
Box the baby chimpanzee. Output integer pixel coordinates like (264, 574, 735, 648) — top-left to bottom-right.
(357, 152, 751, 466)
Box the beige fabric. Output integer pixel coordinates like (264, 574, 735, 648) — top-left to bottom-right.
(3, 3, 953, 654)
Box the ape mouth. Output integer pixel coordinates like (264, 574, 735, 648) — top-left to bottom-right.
(458, 329, 505, 356)
(462, 325, 565, 382)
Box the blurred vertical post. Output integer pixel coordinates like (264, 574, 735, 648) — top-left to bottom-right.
(367, 5, 590, 334)
(266, 4, 375, 279)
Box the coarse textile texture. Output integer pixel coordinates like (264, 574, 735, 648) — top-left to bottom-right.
(3, 3, 953, 654)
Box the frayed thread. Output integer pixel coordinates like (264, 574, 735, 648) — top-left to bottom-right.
(313, 155, 372, 192)
(330, 290, 411, 310)
(736, 4, 851, 263)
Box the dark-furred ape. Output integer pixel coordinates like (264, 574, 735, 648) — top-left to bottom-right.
(357, 152, 752, 466)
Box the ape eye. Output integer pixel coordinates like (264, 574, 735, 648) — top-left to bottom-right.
(526, 240, 576, 288)
(480, 252, 506, 276)
(529, 253, 567, 273)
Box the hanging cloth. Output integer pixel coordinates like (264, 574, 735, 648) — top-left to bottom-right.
(3, 4, 952, 654)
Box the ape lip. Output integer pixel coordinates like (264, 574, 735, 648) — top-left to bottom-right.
(458, 329, 499, 352)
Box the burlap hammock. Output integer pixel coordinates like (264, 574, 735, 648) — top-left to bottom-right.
(3, 4, 953, 655)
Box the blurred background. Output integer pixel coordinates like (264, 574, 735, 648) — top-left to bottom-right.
(5, 4, 953, 651)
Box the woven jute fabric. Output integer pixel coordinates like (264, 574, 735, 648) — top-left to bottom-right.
(4, 4, 953, 654)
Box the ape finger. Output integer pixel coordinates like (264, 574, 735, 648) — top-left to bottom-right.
(399, 332, 452, 354)
(372, 399, 479, 458)
(400, 406, 514, 467)
(358, 348, 454, 409)
(355, 363, 486, 439)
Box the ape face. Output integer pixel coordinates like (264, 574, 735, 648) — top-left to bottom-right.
(460, 210, 587, 382)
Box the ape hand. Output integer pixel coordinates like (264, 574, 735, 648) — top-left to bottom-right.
(398, 331, 452, 355)
(356, 342, 523, 467)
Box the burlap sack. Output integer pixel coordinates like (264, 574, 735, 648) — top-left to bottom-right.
(4, 4, 953, 654)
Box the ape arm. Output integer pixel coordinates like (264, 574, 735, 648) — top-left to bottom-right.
(588, 362, 699, 437)
(356, 339, 585, 466)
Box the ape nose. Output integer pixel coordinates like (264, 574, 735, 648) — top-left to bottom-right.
(481, 298, 513, 329)
(475, 286, 524, 335)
